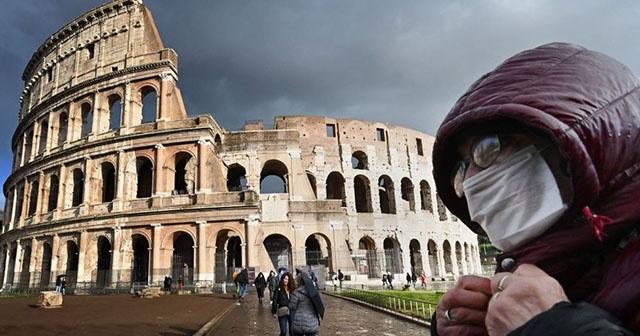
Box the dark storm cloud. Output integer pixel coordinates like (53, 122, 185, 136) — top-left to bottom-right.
(1, 0, 640, 205)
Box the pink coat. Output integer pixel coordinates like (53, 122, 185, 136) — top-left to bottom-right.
(432, 42, 640, 332)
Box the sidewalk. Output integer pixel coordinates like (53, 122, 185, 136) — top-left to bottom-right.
(203, 290, 430, 335)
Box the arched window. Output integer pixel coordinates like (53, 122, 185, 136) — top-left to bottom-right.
(227, 164, 247, 192)
(72, 169, 84, 207)
(136, 157, 153, 198)
(173, 153, 195, 195)
(140, 86, 157, 124)
(47, 175, 59, 212)
(420, 180, 433, 213)
(260, 160, 288, 194)
(58, 112, 68, 147)
(401, 177, 415, 212)
(23, 129, 34, 162)
(109, 94, 122, 130)
(101, 162, 116, 202)
(28, 179, 39, 216)
(351, 151, 368, 169)
(378, 175, 396, 214)
(326, 172, 346, 206)
(81, 103, 93, 137)
(354, 175, 372, 213)
(38, 119, 48, 154)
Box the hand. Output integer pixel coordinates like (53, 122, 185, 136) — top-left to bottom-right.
(436, 275, 492, 336)
(486, 264, 569, 336)
(273, 314, 278, 319)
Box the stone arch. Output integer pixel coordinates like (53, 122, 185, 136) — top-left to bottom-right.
(140, 85, 157, 124)
(28, 178, 39, 216)
(108, 93, 122, 131)
(19, 244, 32, 289)
(351, 150, 368, 169)
(38, 118, 48, 155)
(65, 240, 79, 287)
(57, 111, 69, 147)
(172, 232, 195, 285)
(456, 241, 464, 275)
(436, 193, 448, 221)
(226, 163, 247, 192)
(409, 239, 423, 275)
(81, 102, 93, 137)
(214, 134, 222, 145)
(354, 174, 372, 213)
(401, 177, 415, 212)
(40, 242, 53, 289)
(326, 171, 346, 206)
(100, 161, 116, 203)
(170, 151, 196, 195)
(443, 240, 453, 275)
(71, 168, 84, 207)
(378, 175, 396, 214)
(383, 237, 402, 274)
(304, 233, 331, 270)
(96, 236, 112, 287)
(427, 239, 438, 277)
(420, 180, 433, 213)
(132, 234, 150, 284)
(263, 234, 292, 271)
(47, 174, 59, 212)
(260, 159, 288, 194)
(136, 156, 154, 198)
(358, 236, 379, 277)
(212, 228, 244, 282)
(24, 128, 34, 163)
(6, 245, 16, 288)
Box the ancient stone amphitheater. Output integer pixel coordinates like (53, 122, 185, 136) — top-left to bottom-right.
(0, 0, 479, 293)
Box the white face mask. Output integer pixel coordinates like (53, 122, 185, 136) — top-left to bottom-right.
(463, 145, 567, 252)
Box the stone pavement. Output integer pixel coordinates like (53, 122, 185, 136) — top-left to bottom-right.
(203, 290, 430, 335)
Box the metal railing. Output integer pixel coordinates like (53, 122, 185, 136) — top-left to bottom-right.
(334, 285, 438, 321)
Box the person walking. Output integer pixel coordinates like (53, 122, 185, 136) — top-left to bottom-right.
(430, 42, 640, 335)
(411, 272, 417, 288)
(272, 271, 296, 336)
(420, 272, 426, 290)
(267, 270, 277, 304)
(382, 274, 388, 289)
(337, 269, 344, 289)
(55, 275, 62, 293)
(255, 272, 267, 304)
(289, 273, 322, 336)
(60, 276, 67, 295)
(236, 267, 249, 302)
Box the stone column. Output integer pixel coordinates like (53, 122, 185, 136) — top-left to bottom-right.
(81, 157, 92, 213)
(436, 247, 445, 278)
(13, 241, 22, 287)
(34, 171, 45, 223)
(51, 235, 60, 280)
(30, 238, 38, 286)
(196, 221, 210, 285)
(151, 224, 162, 285)
(55, 164, 67, 219)
(8, 188, 18, 231)
(196, 140, 206, 194)
(421, 246, 432, 277)
(113, 149, 126, 211)
(154, 144, 166, 196)
(0, 245, 7, 288)
(76, 231, 88, 286)
(110, 227, 122, 286)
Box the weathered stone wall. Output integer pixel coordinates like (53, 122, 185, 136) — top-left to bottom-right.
(0, 0, 480, 292)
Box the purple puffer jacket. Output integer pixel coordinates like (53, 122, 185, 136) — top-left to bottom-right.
(432, 42, 640, 332)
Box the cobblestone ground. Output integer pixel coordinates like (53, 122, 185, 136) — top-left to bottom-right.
(208, 290, 430, 335)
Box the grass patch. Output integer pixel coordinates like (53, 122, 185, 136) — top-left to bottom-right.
(0, 292, 40, 299)
(336, 289, 443, 321)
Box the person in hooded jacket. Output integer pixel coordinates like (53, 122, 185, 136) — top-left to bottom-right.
(430, 42, 640, 335)
(255, 272, 267, 304)
(289, 273, 322, 336)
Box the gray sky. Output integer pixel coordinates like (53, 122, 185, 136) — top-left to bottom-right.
(2, 1, 640, 205)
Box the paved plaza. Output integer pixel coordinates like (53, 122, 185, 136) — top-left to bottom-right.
(0, 289, 430, 336)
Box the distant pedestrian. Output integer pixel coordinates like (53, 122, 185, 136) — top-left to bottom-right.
(272, 271, 296, 336)
(60, 276, 67, 295)
(382, 274, 388, 289)
(55, 275, 62, 292)
(337, 270, 344, 289)
(420, 272, 426, 289)
(411, 272, 417, 288)
(163, 275, 172, 292)
(290, 273, 322, 336)
(255, 272, 267, 304)
(232, 270, 239, 298)
(267, 270, 277, 304)
(178, 276, 183, 291)
(406, 272, 412, 286)
(387, 272, 394, 290)
(236, 267, 249, 302)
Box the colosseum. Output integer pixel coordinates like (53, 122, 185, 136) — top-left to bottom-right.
(0, 0, 479, 293)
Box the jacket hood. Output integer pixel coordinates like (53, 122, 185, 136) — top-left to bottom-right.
(433, 42, 640, 242)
